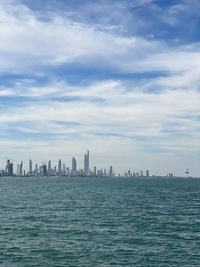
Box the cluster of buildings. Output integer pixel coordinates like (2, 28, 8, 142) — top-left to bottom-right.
(0, 150, 152, 178)
(124, 170, 150, 177)
(0, 151, 116, 177)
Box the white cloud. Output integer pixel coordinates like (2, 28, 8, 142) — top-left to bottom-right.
(0, 80, 200, 142)
(0, 81, 199, 175)
(0, 0, 199, 76)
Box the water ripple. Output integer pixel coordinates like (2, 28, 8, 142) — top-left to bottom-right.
(0, 177, 200, 266)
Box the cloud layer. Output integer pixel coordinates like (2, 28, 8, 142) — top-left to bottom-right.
(0, 0, 200, 175)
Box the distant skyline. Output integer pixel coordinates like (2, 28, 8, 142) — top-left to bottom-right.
(0, 150, 161, 178)
(0, 0, 200, 176)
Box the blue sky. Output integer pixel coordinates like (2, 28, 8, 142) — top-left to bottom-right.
(0, 0, 200, 175)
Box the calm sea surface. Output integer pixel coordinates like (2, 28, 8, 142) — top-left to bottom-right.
(0, 177, 200, 266)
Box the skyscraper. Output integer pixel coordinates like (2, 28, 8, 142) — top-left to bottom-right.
(20, 161, 23, 176)
(72, 157, 77, 176)
(84, 154, 87, 175)
(58, 159, 62, 176)
(6, 159, 10, 174)
(63, 163, 66, 175)
(84, 150, 89, 176)
(109, 165, 113, 177)
(42, 164, 47, 176)
(87, 150, 89, 174)
(17, 164, 20, 176)
(35, 164, 38, 176)
(29, 159, 32, 176)
(8, 163, 13, 176)
(93, 166, 97, 176)
(48, 160, 51, 176)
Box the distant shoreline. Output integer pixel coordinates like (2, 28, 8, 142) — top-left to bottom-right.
(0, 175, 198, 179)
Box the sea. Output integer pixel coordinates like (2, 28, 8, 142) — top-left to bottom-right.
(0, 177, 200, 267)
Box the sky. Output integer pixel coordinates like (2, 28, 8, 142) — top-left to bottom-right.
(0, 0, 200, 176)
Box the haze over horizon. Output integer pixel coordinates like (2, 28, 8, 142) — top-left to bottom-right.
(0, 0, 200, 176)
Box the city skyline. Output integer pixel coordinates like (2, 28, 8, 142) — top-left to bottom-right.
(2, 150, 121, 177)
(0, 150, 191, 178)
(0, 0, 200, 176)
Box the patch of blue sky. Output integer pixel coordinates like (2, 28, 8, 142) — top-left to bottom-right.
(49, 63, 169, 86)
(128, 0, 200, 43)
(0, 96, 39, 108)
(0, 75, 50, 87)
(47, 64, 111, 85)
(0, 95, 104, 109)
(53, 96, 105, 103)
(23, 0, 86, 11)
(24, 0, 200, 43)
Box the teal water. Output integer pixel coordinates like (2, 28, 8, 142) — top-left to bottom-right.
(0, 177, 200, 266)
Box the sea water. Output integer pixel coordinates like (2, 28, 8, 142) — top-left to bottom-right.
(0, 177, 200, 266)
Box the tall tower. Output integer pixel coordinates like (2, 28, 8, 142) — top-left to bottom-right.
(84, 150, 90, 176)
(43, 164, 47, 176)
(93, 166, 97, 176)
(48, 160, 51, 176)
(72, 157, 77, 176)
(84, 153, 87, 175)
(35, 164, 38, 176)
(63, 163, 66, 175)
(29, 160, 32, 176)
(6, 159, 10, 173)
(8, 162, 13, 176)
(20, 161, 23, 176)
(17, 164, 20, 176)
(58, 159, 62, 176)
(109, 165, 113, 177)
(87, 150, 89, 175)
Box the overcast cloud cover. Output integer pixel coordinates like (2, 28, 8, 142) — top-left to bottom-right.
(0, 0, 200, 175)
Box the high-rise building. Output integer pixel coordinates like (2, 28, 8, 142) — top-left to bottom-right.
(87, 150, 89, 174)
(53, 166, 57, 176)
(48, 160, 51, 176)
(35, 164, 38, 176)
(72, 157, 77, 176)
(58, 159, 62, 175)
(93, 166, 97, 176)
(63, 163, 66, 175)
(84, 150, 89, 176)
(6, 159, 10, 174)
(20, 161, 23, 176)
(84, 154, 87, 175)
(109, 165, 113, 177)
(8, 162, 13, 176)
(17, 164, 20, 176)
(29, 160, 32, 176)
(5, 159, 14, 176)
(146, 170, 150, 177)
(42, 164, 47, 176)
